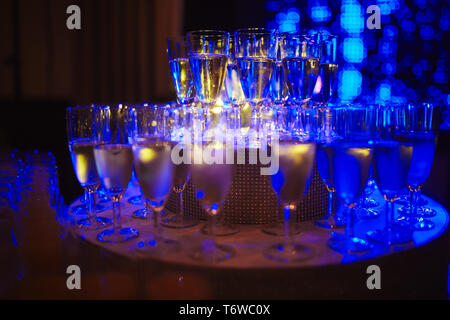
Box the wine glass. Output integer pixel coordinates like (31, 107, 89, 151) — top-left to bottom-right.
(395, 102, 441, 231)
(270, 33, 289, 106)
(167, 36, 196, 106)
(94, 104, 139, 244)
(366, 104, 414, 246)
(235, 28, 277, 107)
(327, 106, 375, 253)
(66, 105, 111, 229)
(312, 33, 338, 105)
(187, 30, 230, 106)
(314, 104, 346, 229)
(280, 33, 320, 106)
(263, 133, 316, 262)
(161, 105, 198, 229)
(190, 139, 235, 262)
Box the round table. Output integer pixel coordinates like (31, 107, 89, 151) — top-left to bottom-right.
(65, 185, 449, 299)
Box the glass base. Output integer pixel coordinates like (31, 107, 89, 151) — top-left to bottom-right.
(201, 223, 239, 236)
(396, 195, 428, 207)
(71, 203, 106, 216)
(263, 243, 313, 263)
(128, 195, 144, 206)
(97, 227, 139, 244)
(366, 227, 413, 245)
(395, 216, 435, 231)
(161, 215, 198, 229)
(137, 237, 179, 255)
(356, 207, 381, 219)
(77, 216, 112, 230)
(131, 208, 168, 220)
(190, 240, 235, 263)
(314, 215, 345, 229)
(328, 233, 373, 253)
(262, 222, 302, 236)
(397, 205, 437, 218)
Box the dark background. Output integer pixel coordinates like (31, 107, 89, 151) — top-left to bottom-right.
(0, 0, 448, 209)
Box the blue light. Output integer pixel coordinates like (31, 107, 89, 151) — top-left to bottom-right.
(265, 1, 280, 12)
(383, 25, 398, 40)
(377, 0, 391, 15)
(279, 22, 297, 33)
(340, 2, 364, 34)
(381, 62, 396, 75)
(196, 191, 204, 199)
(432, 70, 447, 84)
(377, 83, 391, 101)
(401, 20, 416, 32)
(419, 25, 434, 40)
(287, 8, 300, 23)
(276, 12, 287, 24)
(310, 6, 331, 23)
(343, 38, 365, 63)
(338, 68, 362, 101)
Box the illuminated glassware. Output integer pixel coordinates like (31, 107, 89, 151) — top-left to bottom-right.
(235, 28, 277, 107)
(187, 30, 230, 106)
(327, 105, 375, 253)
(66, 105, 111, 230)
(167, 36, 196, 106)
(190, 140, 236, 262)
(366, 104, 415, 246)
(312, 33, 338, 105)
(395, 102, 442, 231)
(280, 33, 320, 105)
(314, 104, 346, 229)
(95, 104, 139, 244)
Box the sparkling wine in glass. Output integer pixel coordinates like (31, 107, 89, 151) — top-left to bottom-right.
(95, 104, 139, 244)
(395, 102, 441, 231)
(264, 139, 316, 262)
(187, 30, 229, 106)
(312, 34, 338, 105)
(190, 141, 236, 262)
(366, 139, 414, 246)
(280, 33, 320, 105)
(327, 141, 374, 253)
(66, 106, 111, 229)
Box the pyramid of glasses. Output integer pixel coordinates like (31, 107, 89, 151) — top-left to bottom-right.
(66, 28, 443, 263)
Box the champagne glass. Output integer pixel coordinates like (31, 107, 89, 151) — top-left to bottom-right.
(264, 135, 316, 262)
(280, 33, 320, 106)
(94, 104, 139, 243)
(66, 105, 111, 229)
(187, 30, 230, 106)
(224, 35, 246, 107)
(395, 102, 441, 231)
(327, 106, 375, 253)
(314, 104, 346, 229)
(235, 28, 277, 107)
(366, 105, 414, 246)
(270, 33, 289, 106)
(190, 139, 235, 262)
(167, 36, 196, 106)
(312, 33, 338, 105)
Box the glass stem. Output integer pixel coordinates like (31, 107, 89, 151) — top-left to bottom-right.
(87, 188, 96, 219)
(208, 213, 217, 246)
(112, 197, 121, 231)
(153, 208, 161, 234)
(283, 205, 292, 249)
(344, 204, 355, 239)
(179, 190, 184, 222)
(385, 200, 394, 246)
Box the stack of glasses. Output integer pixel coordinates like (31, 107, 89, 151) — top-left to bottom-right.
(64, 28, 443, 264)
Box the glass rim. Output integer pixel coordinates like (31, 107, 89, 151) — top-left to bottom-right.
(187, 30, 229, 38)
(235, 27, 275, 36)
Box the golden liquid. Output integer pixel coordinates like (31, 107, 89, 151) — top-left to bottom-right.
(94, 144, 133, 195)
(275, 141, 316, 204)
(69, 140, 100, 188)
(190, 143, 233, 212)
(189, 53, 228, 103)
(132, 141, 174, 207)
